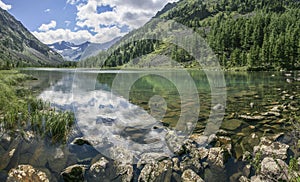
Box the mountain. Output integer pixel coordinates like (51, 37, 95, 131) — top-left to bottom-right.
(80, 0, 300, 70)
(48, 37, 121, 61)
(0, 8, 64, 69)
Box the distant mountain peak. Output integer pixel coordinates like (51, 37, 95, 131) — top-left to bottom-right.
(48, 37, 121, 61)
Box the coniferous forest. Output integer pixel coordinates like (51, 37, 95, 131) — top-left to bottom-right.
(80, 0, 300, 71)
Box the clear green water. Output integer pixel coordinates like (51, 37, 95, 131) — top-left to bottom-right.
(1, 68, 299, 181)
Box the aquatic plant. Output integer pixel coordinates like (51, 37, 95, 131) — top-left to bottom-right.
(0, 70, 75, 143)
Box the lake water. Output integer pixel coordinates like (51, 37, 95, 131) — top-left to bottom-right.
(1, 68, 300, 181)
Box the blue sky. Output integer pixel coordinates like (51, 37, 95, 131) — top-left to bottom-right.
(0, 0, 178, 44)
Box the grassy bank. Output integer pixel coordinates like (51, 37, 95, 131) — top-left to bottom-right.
(0, 70, 74, 143)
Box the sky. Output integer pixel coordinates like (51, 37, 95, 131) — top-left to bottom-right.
(0, 0, 178, 44)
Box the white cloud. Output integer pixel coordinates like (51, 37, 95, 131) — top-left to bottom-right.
(65, 21, 71, 27)
(34, 0, 178, 44)
(38, 20, 57, 31)
(66, 0, 81, 5)
(44, 9, 51, 13)
(0, 0, 12, 10)
(75, 0, 178, 30)
(33, 26, 126, 44)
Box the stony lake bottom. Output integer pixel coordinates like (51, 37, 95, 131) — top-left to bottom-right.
(1, 69, 300, 181)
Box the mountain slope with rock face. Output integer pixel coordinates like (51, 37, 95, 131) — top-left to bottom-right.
(0, 8, 64, 69)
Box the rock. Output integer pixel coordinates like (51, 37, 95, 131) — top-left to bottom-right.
(221, 119, 242, 130)
(239, 115, 265, 121)
(207, 147, 226, 168)
(54, 148, 64, 159)
(269, 106, 281, 112)
(212, 104, 225, 111)
(7, 165, 49, 182)
(172, 158, 180, 171)
(242, 151, 251, 162)
(137, 153, 169, 168)
(138, 159, 172, 182)
(229, 172, 242, 182)
(114, 163, 133, 182)
(198, 147, 209, 160)
(261, 112, 281, 117)
(239, 176, 250, 182)
(180, 155, 202, 172)
(90, 157, 109, 174)
(243, 165, 251, 178)
(47, 147, 68, 174)
(110, 147, 133, 182)
(0, 138, 20, 170)
(181, 169, 204, 182)
(61, 164, 86, 182)
(260, 157, 289, 181)
(71, 137, 91, 146)
(253, 137, 289, 160)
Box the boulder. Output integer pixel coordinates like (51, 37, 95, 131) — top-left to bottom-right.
(61, 164, 86, 182)
(260, 157, 289, 181)
(7, 165, 49, 182)
(110, 147, 133, 182)
(207, 147, 226, 168)
(253, 137, 289, 160)
(90, 157, 109, 174)
(138, 160, 172, 182)
(181, 169, 204, 182)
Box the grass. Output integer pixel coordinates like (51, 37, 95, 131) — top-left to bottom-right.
(0, 70, 74, 143)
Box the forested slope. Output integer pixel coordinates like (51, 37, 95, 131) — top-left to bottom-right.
(81, 0, 300, 70)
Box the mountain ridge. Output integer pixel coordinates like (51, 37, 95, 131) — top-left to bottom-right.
(48, 37, 121, 61)
(0, 8, 64, 69)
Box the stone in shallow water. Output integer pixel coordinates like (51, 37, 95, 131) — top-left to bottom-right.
(138, 159, 172, 182)
(7, 165, 49, 182)
(207, 147, 226, 168)
(71, 137, 91, 146)
(181, 169, 204, 182)
(221, 119, 242, 130)
(239, 115, 265, 121)
(259, 157, 292, 181)
(61, 164, 86, 182)
(253, 137, 289, 160)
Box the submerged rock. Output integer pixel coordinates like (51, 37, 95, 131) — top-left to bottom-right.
(90, 157, 109, 174)
(221, 119, 242, 131)
(7, 165, 49, 182)
(71, 137, 91, 146)
(61, 164, 86, 182)
(253, 137, 289, 160)
(239, 115, 265, 121)
(181, 169, 204, 182)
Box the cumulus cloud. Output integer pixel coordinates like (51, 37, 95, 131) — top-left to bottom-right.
(38, 20, 57, 31)
(33, 29, 92, 44)
(0, 0, 12, 10)
(35, 0, 178, 44)
(75, 0, 178, 30)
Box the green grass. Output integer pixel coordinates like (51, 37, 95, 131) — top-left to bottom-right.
(0, 70, 74, 143)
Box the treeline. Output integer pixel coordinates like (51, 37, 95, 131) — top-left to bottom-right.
(80, 0, 300, 70)
(208, 10, 300, 70)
